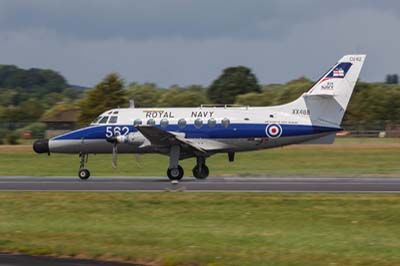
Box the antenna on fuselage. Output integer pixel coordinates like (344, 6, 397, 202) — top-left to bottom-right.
(129, 99, 135, 108)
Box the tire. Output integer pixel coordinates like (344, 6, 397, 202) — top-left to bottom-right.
(78, 169, 90, 180)
(167, 165, 184, 180)
(192, 164, 209, 179)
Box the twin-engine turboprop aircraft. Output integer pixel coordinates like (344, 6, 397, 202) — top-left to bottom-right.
(34, 55, 366, 180)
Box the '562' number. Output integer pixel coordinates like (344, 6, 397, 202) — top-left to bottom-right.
(105, 126, 129, 138)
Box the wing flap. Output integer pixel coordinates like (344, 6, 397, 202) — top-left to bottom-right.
(135, 126, 207, 154)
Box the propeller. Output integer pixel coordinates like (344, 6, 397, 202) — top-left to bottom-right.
(107, 135, 142, 169)
(135, 154, 142, 168)
(112, 142, 118, 169)
(106, 137, 119, 169)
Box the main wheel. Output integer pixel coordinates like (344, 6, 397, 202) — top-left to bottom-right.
(192, 164, 209, 179)
(167, 165, 184, 180)
(78, 169, 90, 180)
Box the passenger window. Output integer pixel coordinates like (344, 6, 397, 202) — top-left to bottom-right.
(109, 116, 118, 124)
(178, 118, 187, 129)
(147, 119, 156, 126)
(194, 118, 203, 129)
(222, 118, 230, 128)
(133, 119, 142, 126)
(99, 116, 109, 124)
(208, 118, 216, 128)
(160, 118, 169, 128)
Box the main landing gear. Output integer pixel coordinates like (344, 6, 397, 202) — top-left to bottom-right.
(192, 157, 209, 179)
(167, 165, 184, 180)
(78, 153, 90, 180)
(167, 145, 184, 180)
(166, 145, 209, 180)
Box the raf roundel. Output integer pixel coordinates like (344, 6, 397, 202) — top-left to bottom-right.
(265, 124, 283, 139)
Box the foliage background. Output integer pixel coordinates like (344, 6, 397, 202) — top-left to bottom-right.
(0, 64, 399, 143)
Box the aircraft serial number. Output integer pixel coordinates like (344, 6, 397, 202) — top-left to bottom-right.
(105, 126, 130, 137)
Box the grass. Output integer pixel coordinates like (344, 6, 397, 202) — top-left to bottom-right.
(0, 192, 399, 265)
(0, 138, 399, 177)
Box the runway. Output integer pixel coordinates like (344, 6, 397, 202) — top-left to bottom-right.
(0, 253, 139, 266)
(1, 176, 400, 192)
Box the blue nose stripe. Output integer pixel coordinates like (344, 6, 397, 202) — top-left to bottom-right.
(52, 124, 341, 141)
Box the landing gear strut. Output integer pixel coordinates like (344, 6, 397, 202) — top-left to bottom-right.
(192, 157, 209, 179)
(167, 145, 184, 180)
(78, 153, 90, 180)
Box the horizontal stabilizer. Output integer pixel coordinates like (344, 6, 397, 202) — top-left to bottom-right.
(301, 133, 336, 144)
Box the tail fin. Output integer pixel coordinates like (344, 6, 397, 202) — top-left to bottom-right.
(282, 55, 366, 128)
(306, 54, 366, 110)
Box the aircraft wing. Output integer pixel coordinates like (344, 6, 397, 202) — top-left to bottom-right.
(135, 126, 208, 155)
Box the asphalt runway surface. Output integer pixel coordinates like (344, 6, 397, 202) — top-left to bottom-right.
(1, 176, 400, 192)
(1, 176, 399, 265)
(0, 253, 140, 266)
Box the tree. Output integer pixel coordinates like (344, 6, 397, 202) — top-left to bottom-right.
(207, 66, 261, 104)
(158, 89, 209, 107)
(273, 77, 312, 105)
(235, 92, 273, 106)
(0, 65, 67, 94)
(386, 74, 399, 85)
(125, 83, 163, 107)
(20, 99, 44, 121)
(78, 73, 126, 125)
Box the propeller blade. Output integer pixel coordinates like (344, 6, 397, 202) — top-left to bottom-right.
(112, 143, 118, 169)
(135, 154, 142, 168)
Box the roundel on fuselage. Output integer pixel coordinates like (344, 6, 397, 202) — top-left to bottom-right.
(265, 124, 283, 139)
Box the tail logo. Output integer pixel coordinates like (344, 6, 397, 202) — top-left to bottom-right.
(333, 68, 345, 77)
(326, 62, 352, 79)
(266, 124, 283, 139)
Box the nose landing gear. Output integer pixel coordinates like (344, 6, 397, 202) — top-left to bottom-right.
(167, 145, 184, 180)
(78, 153, 90, 180)
(78, 169, 90, 180)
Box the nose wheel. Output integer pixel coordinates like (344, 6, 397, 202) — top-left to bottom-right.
(78, 169, 90, 180)
(78, 153, 90, 180)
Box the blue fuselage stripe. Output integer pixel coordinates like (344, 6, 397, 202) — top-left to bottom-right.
(52, 124, 341, 140)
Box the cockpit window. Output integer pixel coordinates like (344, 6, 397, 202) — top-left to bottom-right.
(98, 116, 109, 124)
(91, 116, 102, 124)
(109, 116, 118, 124)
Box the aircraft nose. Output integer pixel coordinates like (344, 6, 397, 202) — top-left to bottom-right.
(33, 139, 49, 153)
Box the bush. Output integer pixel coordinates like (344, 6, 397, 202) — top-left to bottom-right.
(0, 128, 9, 145)
(6, 132, 19, 145)
(20, 122, 47, 139)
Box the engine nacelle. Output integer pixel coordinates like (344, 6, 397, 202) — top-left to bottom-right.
(115, 132, 147, 146)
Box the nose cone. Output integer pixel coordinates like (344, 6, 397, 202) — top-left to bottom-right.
(33, 139, 49, 153)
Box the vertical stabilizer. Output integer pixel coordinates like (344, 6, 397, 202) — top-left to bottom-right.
(306, 55, 366, 111)
(282, 55, 366, 128)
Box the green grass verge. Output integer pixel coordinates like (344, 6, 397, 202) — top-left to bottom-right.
(1, 139, 400, 176)
(0, 192, 399, 266)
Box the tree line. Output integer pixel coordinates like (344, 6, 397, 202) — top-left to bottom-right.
(0, 64, 400, 143)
